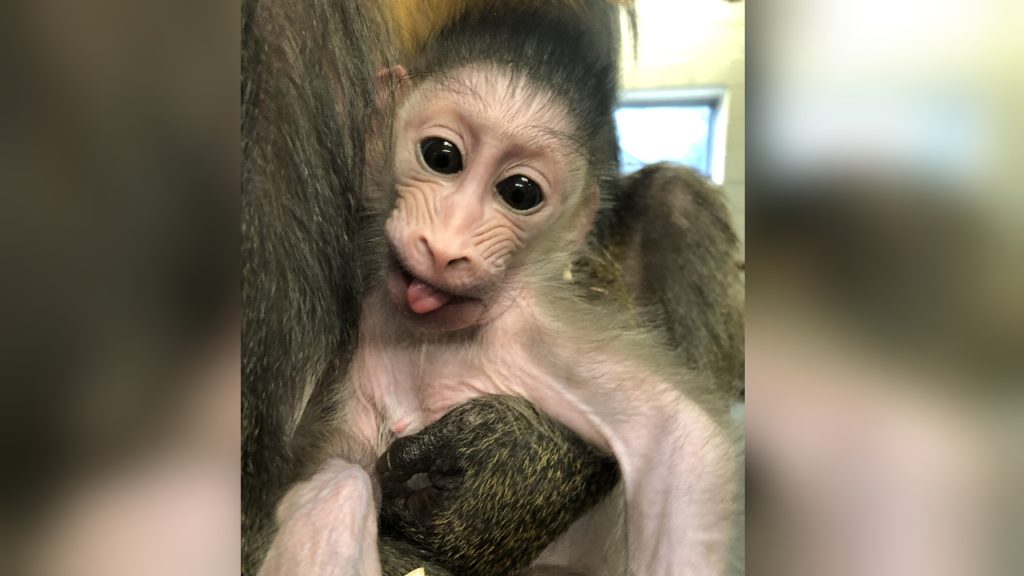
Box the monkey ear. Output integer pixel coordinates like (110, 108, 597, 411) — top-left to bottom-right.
(375, 64, 410, 110)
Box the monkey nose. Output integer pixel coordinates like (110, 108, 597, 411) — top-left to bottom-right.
(417, 235, 474, 274)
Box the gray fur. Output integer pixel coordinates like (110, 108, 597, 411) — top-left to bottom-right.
(587, 163, 744, 396)
(241, 0, 388, 572)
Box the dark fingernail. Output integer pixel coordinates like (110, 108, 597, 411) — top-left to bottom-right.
(429, 470, 462, 490)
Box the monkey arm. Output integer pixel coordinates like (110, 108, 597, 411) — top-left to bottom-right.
(376, 395, 620, 576)
(255, 459, 455, 576)
(511, 316, 738, 576)
(256, 460, 383, 576)
(610, 389, 737, 576)
(584, 163, 744, 395)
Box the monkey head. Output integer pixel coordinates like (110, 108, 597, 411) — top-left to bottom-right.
(384, 66, 598, 332)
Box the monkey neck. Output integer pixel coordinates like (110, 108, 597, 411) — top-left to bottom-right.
(349, 285, 549, 447)
(351, 279, 649, 456)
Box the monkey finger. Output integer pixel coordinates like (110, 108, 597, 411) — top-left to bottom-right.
(427, 470, 462, 491)
(377, 431, 463, 478)
(405, 485, 446, 523)
(375, 435, 428, 476)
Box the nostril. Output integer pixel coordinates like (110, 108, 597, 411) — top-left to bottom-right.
(417, 237, 432, 259)
(417, 234, 473, 273)
(445, 256, 471, 269)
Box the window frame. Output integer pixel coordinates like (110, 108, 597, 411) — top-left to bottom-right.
(616, 87, 727, 180)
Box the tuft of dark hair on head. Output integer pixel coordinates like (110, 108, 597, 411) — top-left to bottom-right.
(408, 1, 631, 188)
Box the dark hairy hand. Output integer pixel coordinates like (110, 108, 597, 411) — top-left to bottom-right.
(376, 395, 619, 576)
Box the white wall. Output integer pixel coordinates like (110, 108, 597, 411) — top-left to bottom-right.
(621, 0, 745, 244)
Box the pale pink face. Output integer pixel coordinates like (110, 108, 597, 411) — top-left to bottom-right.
(385, 67, 591, 331)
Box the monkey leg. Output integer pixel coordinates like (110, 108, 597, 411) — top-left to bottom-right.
(585, 162, 745, 396)
(376, 395, 620, 576)
(251, 457, 453, 576)
(256, 460, 387, 576)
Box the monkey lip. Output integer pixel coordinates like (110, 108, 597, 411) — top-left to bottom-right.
(402, 269, 455, 314)
(386, 259, 483, 326)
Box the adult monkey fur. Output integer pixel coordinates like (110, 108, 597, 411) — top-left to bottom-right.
(241, 0, 386, 572)
(242, 1, 743, 575)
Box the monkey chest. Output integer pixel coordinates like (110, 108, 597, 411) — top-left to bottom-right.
(355, 345, 536, 437)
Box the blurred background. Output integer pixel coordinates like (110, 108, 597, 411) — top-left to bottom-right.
(743, 1, 1022, 576)
(2, 0, 1022, 575)
(1, 0, 239, 574)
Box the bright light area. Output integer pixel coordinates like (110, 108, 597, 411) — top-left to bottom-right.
(614, 104, 715, 175)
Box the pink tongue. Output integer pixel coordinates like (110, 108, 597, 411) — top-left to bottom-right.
(406, 279, 454, 314)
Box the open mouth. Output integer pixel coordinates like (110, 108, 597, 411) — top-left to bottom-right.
(390, 257, 474, 316)
(399, 265, 453, 314)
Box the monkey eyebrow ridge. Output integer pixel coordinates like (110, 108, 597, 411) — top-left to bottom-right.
(427, 72, 585, 157)
(508, 125, 582, 156)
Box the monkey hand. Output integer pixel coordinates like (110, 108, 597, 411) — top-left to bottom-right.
(375, 395, 619, 576)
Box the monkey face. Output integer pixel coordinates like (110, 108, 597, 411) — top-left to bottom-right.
(385, 67, 592, 332)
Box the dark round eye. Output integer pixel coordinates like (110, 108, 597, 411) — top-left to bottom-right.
(496, 175, 544, 212)
(419, 138, 463, 174)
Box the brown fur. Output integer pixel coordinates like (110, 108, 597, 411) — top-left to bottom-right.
(241, 0, 391, 572)
(582, 163, 745, 396)
(387, 0, 635, 61)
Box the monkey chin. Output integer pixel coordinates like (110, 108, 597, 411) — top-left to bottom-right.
(385, 264, 488, 332)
